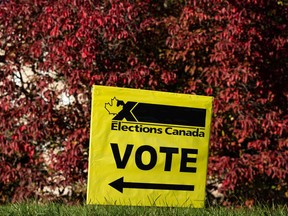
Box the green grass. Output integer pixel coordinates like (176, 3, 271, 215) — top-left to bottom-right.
(0, 203, 287, 216)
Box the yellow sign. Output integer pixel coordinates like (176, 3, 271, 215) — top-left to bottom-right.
(87, 86, 213, 208)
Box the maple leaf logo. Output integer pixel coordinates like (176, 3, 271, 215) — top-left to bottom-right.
(105, 97, 123, 115)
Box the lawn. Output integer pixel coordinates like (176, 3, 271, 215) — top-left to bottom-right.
(0, 203, 287, 216)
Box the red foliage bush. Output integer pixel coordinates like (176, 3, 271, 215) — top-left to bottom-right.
(0, 0, 287, 205)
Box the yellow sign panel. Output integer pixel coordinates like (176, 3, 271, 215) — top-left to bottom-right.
(87, 86, 213, 208)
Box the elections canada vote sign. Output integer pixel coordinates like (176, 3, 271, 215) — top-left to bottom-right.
(87, 85, 213, 208)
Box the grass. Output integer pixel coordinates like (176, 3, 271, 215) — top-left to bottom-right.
(0, 203, 287, 216)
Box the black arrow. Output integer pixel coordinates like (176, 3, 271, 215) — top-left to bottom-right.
(109, 177, 194, 193)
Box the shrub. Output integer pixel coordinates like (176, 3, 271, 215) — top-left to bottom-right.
(0, 0, 287, 205)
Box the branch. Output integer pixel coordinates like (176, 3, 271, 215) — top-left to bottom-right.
(0, 55, 5, 63)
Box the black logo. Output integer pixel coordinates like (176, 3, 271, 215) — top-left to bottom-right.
(105, 97, 206, 127)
